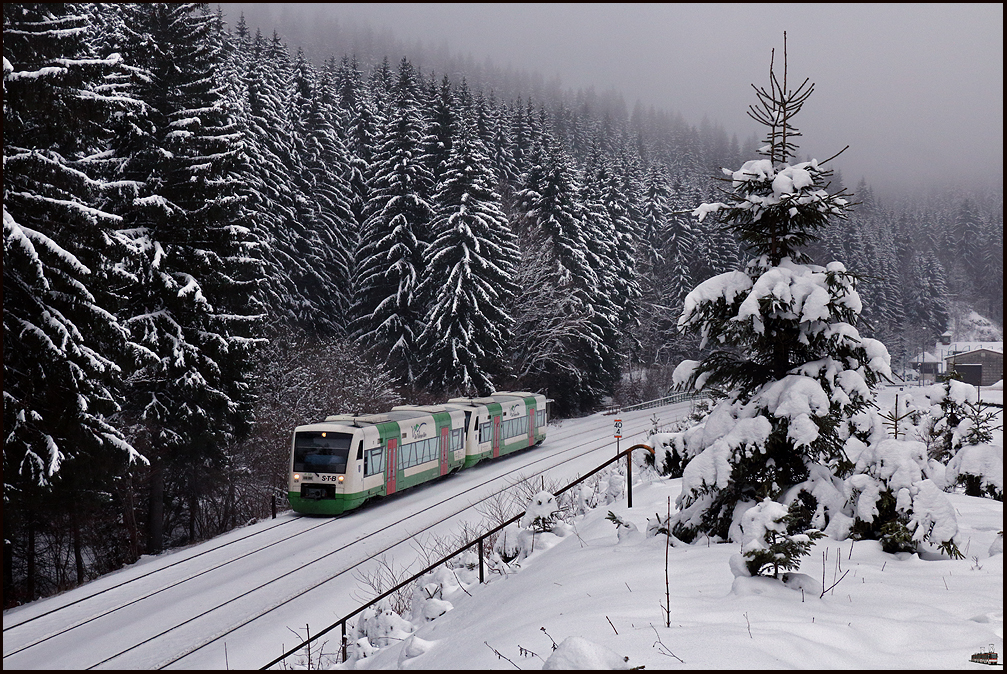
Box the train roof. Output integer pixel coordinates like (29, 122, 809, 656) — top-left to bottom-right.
(390, 404, 460, 414)
(320, 409, 442, 426)
(447, 391, 544, 406)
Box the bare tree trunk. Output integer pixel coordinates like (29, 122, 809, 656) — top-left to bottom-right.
(72, 509, 85, 585)
(188, 463, 198, 543)
(4, 536, 14, 603)
(121, 476, 140, 564)
(27, 516, 36, 601)
(148, 460, 164, 554)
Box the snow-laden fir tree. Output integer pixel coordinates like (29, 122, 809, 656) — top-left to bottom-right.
(511, 134, 617, 415)
(294, 66, 357, 332)
(668, 37, 892, 542)
(350, 57, 433, 383)
(414, 114, 520, 396)
(110, 3, 264, 552)
(4, 4, 146, 590)
(904, 251, 950, 346)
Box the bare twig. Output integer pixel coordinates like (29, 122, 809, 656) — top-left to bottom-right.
(540, 626, 558, 651)
(484, 642, 521, 670)
(820, 570, 850, 598)
(820, 144, 850, 165)
(663, 495, 672, 628)
(448, 566, 473, 597)
(518, 645, 543, 660)
(744, 612, 753, 638)
(607, 616, 619, 635)
(650, 624, 685, 663)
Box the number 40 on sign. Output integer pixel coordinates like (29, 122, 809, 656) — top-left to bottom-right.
(614, 419, 622, 439)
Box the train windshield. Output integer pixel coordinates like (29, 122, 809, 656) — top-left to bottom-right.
(293, 431, 353, 473)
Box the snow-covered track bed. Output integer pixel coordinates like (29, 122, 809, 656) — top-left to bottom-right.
(2, 403, 694, 670)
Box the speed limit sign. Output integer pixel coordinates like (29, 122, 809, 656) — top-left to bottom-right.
(614, 418, 622, 439)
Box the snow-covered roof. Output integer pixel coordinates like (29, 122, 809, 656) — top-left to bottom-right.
(941, 342, 1004, 361)
(912, 351, 942, 364)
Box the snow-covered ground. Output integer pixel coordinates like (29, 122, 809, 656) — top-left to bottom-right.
(335, 386, 1004, 671)
(347, 484, 1002, 671)
(3, 389, 1001, 670)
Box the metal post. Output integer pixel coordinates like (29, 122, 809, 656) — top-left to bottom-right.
(477, 538, 484, 584)
(627, 449, 633, 508)
(341, 621, 347, 663)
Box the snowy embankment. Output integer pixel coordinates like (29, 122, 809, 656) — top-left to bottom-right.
(334, 387, 1003, 671)
(340, 482, 1002, 670)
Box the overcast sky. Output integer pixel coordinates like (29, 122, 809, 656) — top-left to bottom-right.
(221, 3, 1003, 201)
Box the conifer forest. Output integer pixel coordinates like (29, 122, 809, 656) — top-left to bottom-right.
(3, 3, 1003, 606)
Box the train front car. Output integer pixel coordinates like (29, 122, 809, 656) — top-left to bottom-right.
(288, 421, 371, 515)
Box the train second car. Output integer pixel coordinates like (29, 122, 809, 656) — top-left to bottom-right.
(288, 391, 549, 515)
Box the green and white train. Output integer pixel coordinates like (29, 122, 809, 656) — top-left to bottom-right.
(288, 391, 550, 516)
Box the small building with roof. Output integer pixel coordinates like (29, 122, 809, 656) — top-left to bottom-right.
(910, 350, 943, 383)
(942, 342, 1003, 387)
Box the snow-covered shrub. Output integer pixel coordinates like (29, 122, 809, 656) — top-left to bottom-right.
(409, 565, 464, 624)
(649, 430, 690, 478)
(493, 491, 572, 567)
(845, 439, 962, 556)
(946, 443, 1003, 500)
(915, 380, 1001, 499)
(521, 490, 561, 533)
(352, 602, 416, 650)
(605, 511, 644, 543)
(738, 498, 823, 578)
(918, 379, 975, 462)
(569, 466, 628, 514)
(647, 399, 715, 477)
(542, 636, 631, 670)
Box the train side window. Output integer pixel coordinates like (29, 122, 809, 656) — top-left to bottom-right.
(356, 441, 363, 460)
(479, 421, 491, 443)
(364, 447, 384, 476)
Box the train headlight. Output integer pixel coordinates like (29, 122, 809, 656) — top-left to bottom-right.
(293, 473, 300, 481)
(337, 475, 344, 483)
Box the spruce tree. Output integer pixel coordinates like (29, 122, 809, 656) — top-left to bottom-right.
(4, 2, 145, 596)
(334, 55, 378, 232)
(294, 64, 357, 333)
(415, 116, 520, 395)
(511, 135, 615, 415)
(669, 38, 891, 542)
(350, 57, 433, 383)
(111, 3, 263, 552)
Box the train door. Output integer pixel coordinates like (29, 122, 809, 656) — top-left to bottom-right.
(439, 426, 449, 475)
(492, 415, 501, 458)
(528, 405, 536, 446)
(385, 438, 397, 494)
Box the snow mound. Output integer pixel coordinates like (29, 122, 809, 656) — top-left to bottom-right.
(398, 635, 435, 662)
(542, 636, 631, 670)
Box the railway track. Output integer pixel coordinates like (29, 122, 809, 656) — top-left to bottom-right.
(2, 401, 695, 670)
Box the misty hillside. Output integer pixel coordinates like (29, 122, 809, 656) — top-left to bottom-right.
(3, 2, 1002, 612)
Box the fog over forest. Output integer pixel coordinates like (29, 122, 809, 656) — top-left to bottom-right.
(220, 2, 1003, 203)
